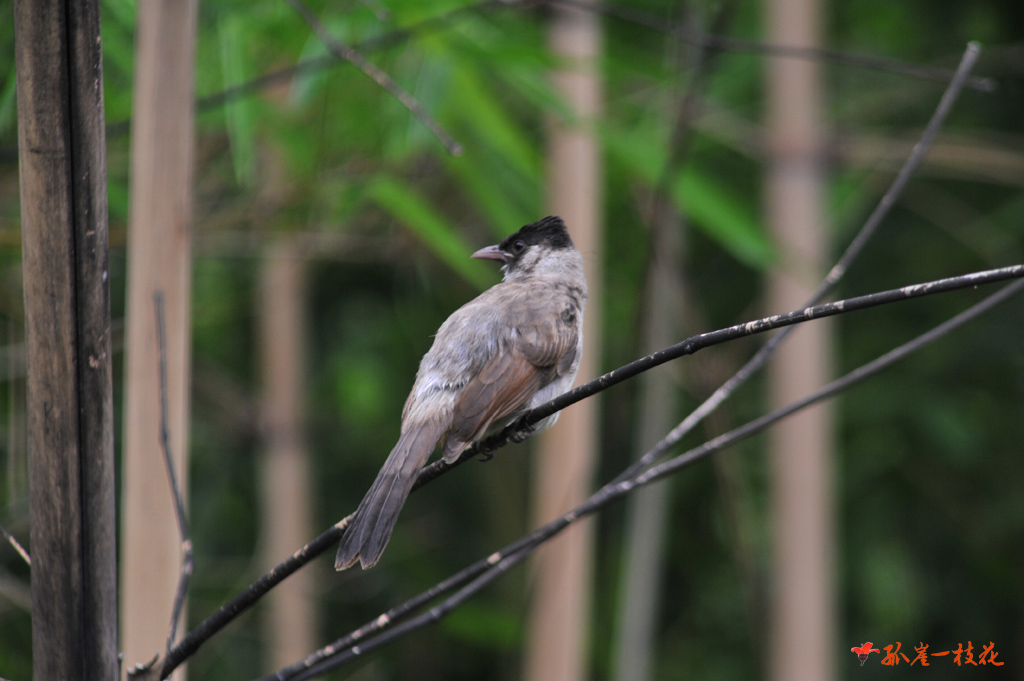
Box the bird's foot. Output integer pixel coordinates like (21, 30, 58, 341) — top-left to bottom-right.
(476, 441, 498, 462)
(509, 420, 537, 444)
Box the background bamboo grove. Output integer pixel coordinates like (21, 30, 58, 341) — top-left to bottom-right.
(0, 0, 1023, 679)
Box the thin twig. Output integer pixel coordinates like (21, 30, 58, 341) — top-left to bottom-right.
(161, 522, 347, 677)
(163, 262, 1024, 678)
(269, 277, 1024, 680)
(824, 42, 983, 286)
(612, 40, 983, 488)
(161, 41, 984, 675)
(288, 544, 535, 681)
(256, 43, 987, 677)
(645, 0, 737, 223)
(99, 2, 504, 144)
(283, 0, 463, 155)
(0, 522, 30, 566)
(462, 264, 1024, 463)
(0, 1, 994, 162)
(154, 292, 195, 663)
(202, 1, 502, 119)
(552, 0, 996, 92)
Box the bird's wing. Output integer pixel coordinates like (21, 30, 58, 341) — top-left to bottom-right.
(443, 288, 580, 460)
(514, 299, 579, 375)
(444, 347, 550, 459)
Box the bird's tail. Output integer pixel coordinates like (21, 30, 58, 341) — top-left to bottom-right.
(335, 421, 445, 570)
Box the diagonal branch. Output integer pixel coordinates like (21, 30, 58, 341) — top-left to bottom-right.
(267, 277, 1024, 681)
(467, 264, 1024, 449)
(154, 292, 195, 663)
(160, 42, 985, 677)
(160, 522, 344, 676)
(0, 2, 995, 164)
(0, 522, 30, 566)
(611, 40, 982, 488)
(161, 262, 1024, 678)
(552, 0, 996, 92)
(282, 0, 462, 155)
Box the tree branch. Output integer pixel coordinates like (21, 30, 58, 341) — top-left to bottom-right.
(266, 277, 1024, 681)
(284, 0, 462, 155)
(158, 38, 988, 681)
(162, 262, 1024, 678)
(153, 292, 195, 663)
(552, 0, 996, 92)
(160, 523, 345, 677)
(0, 2, 995, 164)
(611, 40, 982, 487)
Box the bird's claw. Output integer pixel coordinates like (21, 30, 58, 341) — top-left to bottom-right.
(509, 422, 537, 444)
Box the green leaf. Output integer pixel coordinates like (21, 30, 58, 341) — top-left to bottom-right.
(673, 168, 774, 268)
(444, 150, 537, 236)
(287, 16, 349, 106)
(219, 16, 257, 187)
(603, 121, 773, 268)
(367, 176, 494, 289)
(0, 73, 16, 137)
(101, 0, 135, 27)
(448, 64, 540, 179)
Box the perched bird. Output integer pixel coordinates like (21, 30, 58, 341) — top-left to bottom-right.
(336, 216, 587, 570)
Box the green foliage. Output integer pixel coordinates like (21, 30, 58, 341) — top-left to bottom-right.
(367, 174, 494, 288)
(0, 74, 16, 138)
(0, 0, 1022, 679)
(219, 14, 259, 187)
(603, 121, 774, 267)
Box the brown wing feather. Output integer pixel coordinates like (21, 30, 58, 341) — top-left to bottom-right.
(443, 292, 580, 461)
(515, 297, 579, 374)
(444, 350, 549, 460)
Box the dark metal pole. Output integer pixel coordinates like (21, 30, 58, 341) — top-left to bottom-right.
(13, 0, 117, 679)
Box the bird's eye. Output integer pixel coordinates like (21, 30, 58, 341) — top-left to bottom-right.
(512, 240, 526, 254)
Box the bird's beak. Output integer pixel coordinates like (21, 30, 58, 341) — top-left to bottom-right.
(471, 244, 509, 262)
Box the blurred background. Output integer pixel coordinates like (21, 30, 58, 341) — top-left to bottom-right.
(0, 0, 1023, 679)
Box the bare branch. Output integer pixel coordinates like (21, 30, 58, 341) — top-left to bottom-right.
(267, 277, 1024, 680)
(196, 1, 501, 122)
(824, 42, 983, 286)
(0, 2, 995, 164)
(153, 292, 195, 663)
(645, 0, 738, 222)
(254, 47, 991, 675)
(283, 0, 462, 155)
(163, 262, 1024, 678)
(462, 264, 1024, 462)
(159, 41, 989, 678)
(0, 523, 30, 567)
(160, 522, 346, 677)
(552, 0, 996, 92)
(612, 40, 982, 487)
(285, 544, 536, 681)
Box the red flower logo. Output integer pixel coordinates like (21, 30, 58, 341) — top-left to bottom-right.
(851, 642, 881, 666)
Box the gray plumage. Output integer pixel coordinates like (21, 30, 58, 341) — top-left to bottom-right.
(336, 216, 587, 570)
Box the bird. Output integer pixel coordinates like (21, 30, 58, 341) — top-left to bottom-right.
(335, 216, 587, 570)
(851, 642, 881, 666)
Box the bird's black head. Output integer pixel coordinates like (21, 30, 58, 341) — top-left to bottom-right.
(499, 216, 574, 256)
(471, 216, 579, 280)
